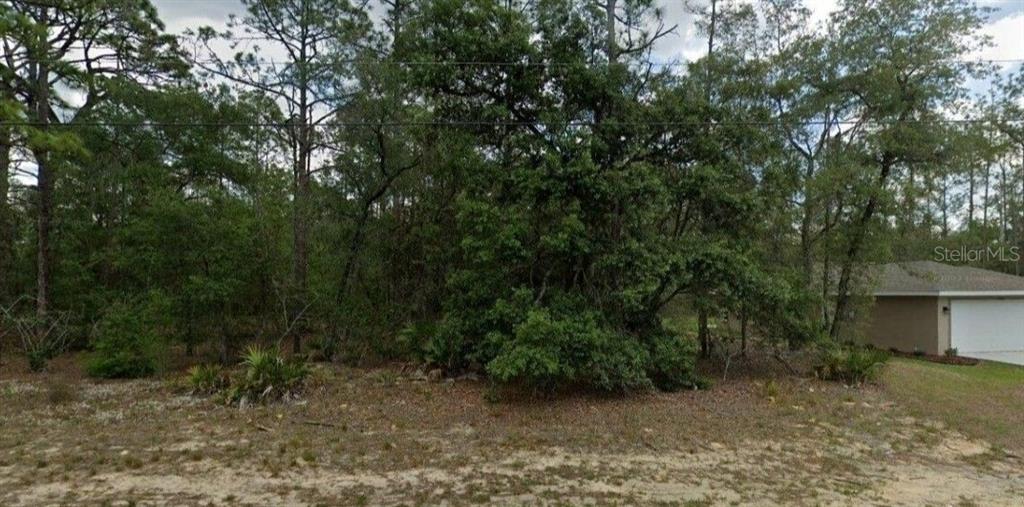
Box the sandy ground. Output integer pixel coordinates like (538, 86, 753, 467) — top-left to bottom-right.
(2, 365, 1023, 506)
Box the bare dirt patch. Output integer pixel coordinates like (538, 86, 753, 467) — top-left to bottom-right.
(2, 361, 1023, 505)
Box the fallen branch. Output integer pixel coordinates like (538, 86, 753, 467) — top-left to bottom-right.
(302, 420, 339, 428)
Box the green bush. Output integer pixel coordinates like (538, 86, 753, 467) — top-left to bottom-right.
(646, 333, 702, 391)
(486, 309, 654, 393)
(27, 350, 49, 373)
(425, 322, 470, 373)
(226, 345, 310, 404)
(186, 364, 228, 394)
(395, 321, 436, 362)
(814, 344, 889, 385)
(307, 335, 340, 362)
(87, 302, 166, 379)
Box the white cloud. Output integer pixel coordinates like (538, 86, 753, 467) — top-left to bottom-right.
(651, 0, 841, 64)
(153, 0, 243, 34)
(806, 0, 840, 27)
(973, 11, 1024, 68)
(151, 0, 1020, 75)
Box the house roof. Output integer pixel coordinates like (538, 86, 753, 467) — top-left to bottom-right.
(871, 261, 1024, 296)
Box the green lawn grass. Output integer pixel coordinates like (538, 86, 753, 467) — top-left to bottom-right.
(881, 357, 1024, 453)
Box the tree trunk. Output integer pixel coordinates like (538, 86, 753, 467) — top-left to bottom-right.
(605, 0, 617, 63)
(698, 307, 710, 358)
(983, 160, 991, 229)
(830, 156, 894, 339)
(706, 0, 717, 103)
(220, 318, 231, 365)
(799, 158, 816, 289)
(902, 166, 914, 238)
(1019, 143, 1024, 275)
(740, 306, 748, 357)
(967, 163, 975, 229)
(0, 129, 11, 303)
(291, 132, 310, 354)
(941, 172, 949, 238)
(1000, 163, 1008, 242)
(33, 63, 52, 318)
(290, 12, 313, 355)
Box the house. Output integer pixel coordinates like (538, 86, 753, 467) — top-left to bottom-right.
(865, 261, 1024, 365)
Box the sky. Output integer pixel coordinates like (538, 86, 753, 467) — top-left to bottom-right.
(153, 0, 1024, 74)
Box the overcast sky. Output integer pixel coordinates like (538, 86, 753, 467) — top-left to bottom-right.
(153, 0, 1024, 71)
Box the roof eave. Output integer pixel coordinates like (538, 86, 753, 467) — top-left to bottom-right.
(873, 290, 1024, 297)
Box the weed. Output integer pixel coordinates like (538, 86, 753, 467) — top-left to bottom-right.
(815, 345, 889, 385)
(371, 369, 398, 386)
(186, 364, 229, 395)
(307, 335, 340, 362)
(45, 381, 78, 405)
(301, 449, 316, 463)
(0, 299, 74, 372)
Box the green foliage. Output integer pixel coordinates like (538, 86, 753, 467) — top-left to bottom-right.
(815, 344, 890, 385)
(486, 308, 654, 393)
(182, 347, 310, 404)
(226, 346, 310, 404)
(186, 364, 229, 395)
(646, 333, 703, 391)
(425, 323, 469, 373)
(0, 299, 75, 372)
(395, 321, 436, 362)
(86, 296, 170, 379)
(2, 0, 1018, 400)
(6, 317, 72, 373)
(307, 335, 340, 363)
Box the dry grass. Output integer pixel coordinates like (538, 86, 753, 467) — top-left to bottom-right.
(1, 353, 1023, 505)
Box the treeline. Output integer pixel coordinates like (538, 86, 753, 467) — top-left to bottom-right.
(1, 0, 1022, 390)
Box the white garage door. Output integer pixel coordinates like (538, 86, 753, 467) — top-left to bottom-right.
(951, 299, 1024, 354)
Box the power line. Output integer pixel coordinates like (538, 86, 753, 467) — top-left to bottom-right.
(184, 58, 1024, 67)
(2, 119, 1022, 128)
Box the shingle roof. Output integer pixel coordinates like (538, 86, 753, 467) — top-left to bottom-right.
(871, 261, 1024, 294)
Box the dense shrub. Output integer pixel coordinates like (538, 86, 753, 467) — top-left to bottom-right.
(395, 321, 436, 362)
(86, 299, 169, 378)
(226, 345, 310, 404)
(425, 323, 471, 374)
(646, 333, 702, 391)
(186, 364, 229, 394)
(814, 344, 889, 385)
(307, 335, 340, 362)
(486, 309, 654, 393)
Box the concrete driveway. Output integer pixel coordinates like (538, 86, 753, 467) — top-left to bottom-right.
(961, 351, 1024, 366)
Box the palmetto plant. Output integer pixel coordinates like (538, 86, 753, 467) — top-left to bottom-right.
(814, 344, 890, 386)
(227, 345, 310, 404)
(0, 297, 73, 372)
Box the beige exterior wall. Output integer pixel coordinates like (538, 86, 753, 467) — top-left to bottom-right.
(936, 296, 951, 353)
(864, 296, 941, 354)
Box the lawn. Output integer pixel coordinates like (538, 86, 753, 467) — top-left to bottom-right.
(881, 357, 1024, 454)
(1, 353, 1023, 505)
